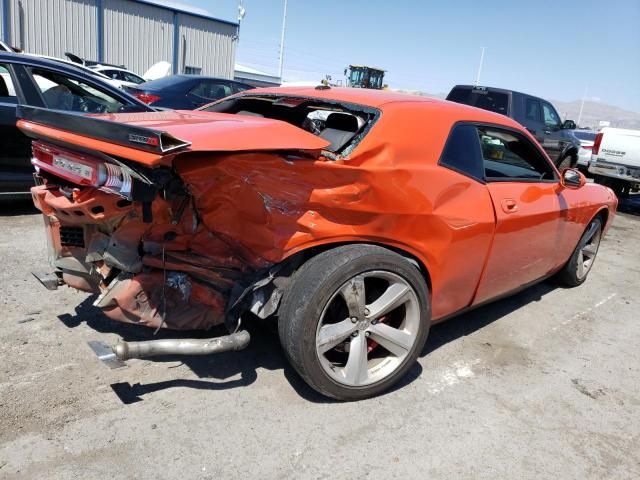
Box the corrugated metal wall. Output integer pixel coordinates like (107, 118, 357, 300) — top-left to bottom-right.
(1, 0, 7, 42)
(102, 0, 173, 75)
(9, 0, 97, 58)
(176, 13, 236, 79)
(2, 0, 236, 78)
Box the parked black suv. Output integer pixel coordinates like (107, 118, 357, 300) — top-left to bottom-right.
(446, 85, 580, 169)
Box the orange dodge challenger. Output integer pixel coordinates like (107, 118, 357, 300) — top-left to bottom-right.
(18, 87, 617, 400)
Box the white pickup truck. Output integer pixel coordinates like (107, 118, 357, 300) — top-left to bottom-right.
(589, 127, 640, 196)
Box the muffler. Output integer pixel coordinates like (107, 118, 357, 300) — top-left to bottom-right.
(88, 330, 250, 367)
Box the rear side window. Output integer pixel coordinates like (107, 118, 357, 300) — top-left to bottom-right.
(190, 81, 232, 100)
(524, 98, 541, 122)
(439, 124, 484, 181)
(447, 87, 509, 115)
(0, 64, 17, 102)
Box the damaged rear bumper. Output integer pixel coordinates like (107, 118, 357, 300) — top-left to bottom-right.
(31, 184, 251, 331)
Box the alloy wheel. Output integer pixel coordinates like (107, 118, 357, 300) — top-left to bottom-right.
(315, 270, 421, 387)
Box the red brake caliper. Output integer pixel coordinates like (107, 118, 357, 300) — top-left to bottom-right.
(367, 315, 388, 353)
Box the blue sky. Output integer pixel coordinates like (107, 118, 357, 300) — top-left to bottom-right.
(186, 0, 640, 112)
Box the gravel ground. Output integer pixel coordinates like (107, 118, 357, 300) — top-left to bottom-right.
(0, 199, 639, 479)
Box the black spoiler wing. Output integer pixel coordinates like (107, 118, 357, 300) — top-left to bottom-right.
(17, 105, 191, 154)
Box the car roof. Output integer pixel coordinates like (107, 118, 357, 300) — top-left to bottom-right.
(92, 65, 134, 73)
(450, 84, 553, 104)
(241, 86, 439, 108)
(0, 51, 109, 78)
(226, 86, 526, 130)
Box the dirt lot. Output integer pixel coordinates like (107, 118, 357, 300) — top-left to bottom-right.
(1, 199, 639, 479)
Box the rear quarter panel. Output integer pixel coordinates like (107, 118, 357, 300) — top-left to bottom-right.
(175, 102, 498, 319)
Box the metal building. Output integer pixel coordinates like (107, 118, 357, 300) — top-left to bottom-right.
(0, 0, 238, 78)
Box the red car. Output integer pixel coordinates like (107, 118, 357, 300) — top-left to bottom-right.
(19, 87, 617, 400)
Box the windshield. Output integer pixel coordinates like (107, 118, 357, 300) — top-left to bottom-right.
(137, 76, 193, 89)
(201, 94, 379, 154)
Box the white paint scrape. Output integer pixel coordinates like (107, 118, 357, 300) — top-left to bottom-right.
(428, 359, 480, 394)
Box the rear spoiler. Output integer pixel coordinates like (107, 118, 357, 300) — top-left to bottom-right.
(16, 106, 191, 154)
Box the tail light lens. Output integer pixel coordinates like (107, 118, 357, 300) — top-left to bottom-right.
(32, 142, 133, 198)
(592, 133, 603, 155)
(132, 92, 161, 104)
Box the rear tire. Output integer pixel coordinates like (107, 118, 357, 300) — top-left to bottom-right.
(278, 244, 431, 401)
(557, 217, 603, 287)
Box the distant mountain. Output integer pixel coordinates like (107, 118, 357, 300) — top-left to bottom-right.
(393, 90, 640, 130)
(551, 100, 640, 130)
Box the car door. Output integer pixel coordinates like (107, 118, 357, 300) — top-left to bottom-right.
(473, 125, 563, 304)
(0, 63, 33, 196)
(540, 101, 564, 162)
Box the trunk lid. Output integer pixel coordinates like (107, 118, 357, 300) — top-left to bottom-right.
(17, 106, 330, 167)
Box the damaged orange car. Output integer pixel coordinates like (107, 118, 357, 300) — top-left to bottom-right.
(18, 86, 617, 400)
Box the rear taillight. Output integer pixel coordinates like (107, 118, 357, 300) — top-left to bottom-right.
(592, 133, 603, 155)
(132, 92, 161, 104)
(31, 142, 133, 198)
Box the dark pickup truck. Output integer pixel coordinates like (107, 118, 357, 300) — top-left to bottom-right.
(447, 85, 580, 169)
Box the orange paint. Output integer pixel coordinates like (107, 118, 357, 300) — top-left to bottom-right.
(23, 87, 617, 329)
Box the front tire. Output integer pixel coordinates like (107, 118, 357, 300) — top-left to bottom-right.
(557, 153, 575, 171)
(557, 217, 603, 287)
(278, 245, 431, 401)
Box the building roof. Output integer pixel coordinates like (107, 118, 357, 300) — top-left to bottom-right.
(132, 0, 239, 27)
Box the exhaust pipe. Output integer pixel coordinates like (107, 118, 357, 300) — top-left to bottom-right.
(112, 330, 250, 361)
(32, 270, 63, 290)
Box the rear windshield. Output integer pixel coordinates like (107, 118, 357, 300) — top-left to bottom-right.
(201, 94, 379, 155)
(573, 131, 597, 141)
(447, 87, 509, 115)
(137, 76, 193, 89)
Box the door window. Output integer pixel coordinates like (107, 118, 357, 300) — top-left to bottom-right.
(542, 102, 561, 128)
(190, 81, 232, 100)
(31, 69, 125, 113)
(0, 64, 17, 102)
(478, 127, 556, 181)
(524, 98, 541, 122)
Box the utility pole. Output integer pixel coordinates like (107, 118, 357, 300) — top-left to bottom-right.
(475, 47, 485, 85)
(278, 0, 288, 81)
(577, 85, 588, 127)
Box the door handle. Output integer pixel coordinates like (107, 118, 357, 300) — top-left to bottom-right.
(543, 129, 551, 135)
(501, 198, 518, 213)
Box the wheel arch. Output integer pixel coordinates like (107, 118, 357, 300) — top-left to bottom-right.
(231, 240, 434, 325)
(281, 240, 433, 294)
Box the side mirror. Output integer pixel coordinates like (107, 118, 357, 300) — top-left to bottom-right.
(563, 119, 576, 130)
(560, 168, 586, 189)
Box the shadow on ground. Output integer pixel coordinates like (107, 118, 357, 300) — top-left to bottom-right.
(59, 279, 560, 404)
